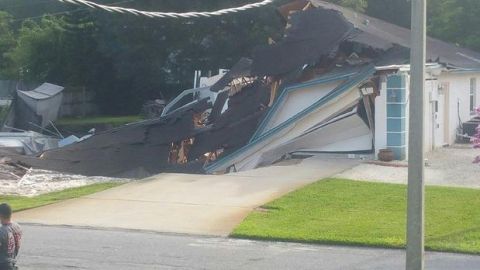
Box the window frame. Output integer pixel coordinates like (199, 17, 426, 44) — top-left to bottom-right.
(470, 77, 477, 114)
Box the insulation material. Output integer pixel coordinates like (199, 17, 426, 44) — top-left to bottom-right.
(276, 0, 311, 20)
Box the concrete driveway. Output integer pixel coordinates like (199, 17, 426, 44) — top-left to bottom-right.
(16, 157, 357, 236)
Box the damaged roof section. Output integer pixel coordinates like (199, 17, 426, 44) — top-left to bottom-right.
(205, 0, 480, 173)
(251, 8, 354, 76)
(13, 78, 271, 177)
(311, 0, 480, 69)
(8, 0, 480, 178)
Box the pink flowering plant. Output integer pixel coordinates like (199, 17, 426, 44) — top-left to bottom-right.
(473, 107, 480, 163)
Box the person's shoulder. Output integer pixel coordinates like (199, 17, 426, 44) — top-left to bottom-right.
(10, 222, 21, 232)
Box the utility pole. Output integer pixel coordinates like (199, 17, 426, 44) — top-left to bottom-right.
(406, 0, 426, 269)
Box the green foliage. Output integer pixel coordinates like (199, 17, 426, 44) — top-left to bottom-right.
(55, 115, 143, 136)
(56, 115, 142, 126)
(89, 0, 284, 114)
(428, 0, 480, 51)
(7, 16, 68, 82)
(232, 179, 480, 254)
(331, 0, 368, 12)
(0, 11, 15, 78)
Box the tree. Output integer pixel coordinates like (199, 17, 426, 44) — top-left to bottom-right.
(90, 0, 284, 114)
(0, 11, 16, 78)
(428, 0, 480, 51)
(6, 16, 69, 83)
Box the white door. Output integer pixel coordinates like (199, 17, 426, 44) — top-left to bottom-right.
(434, 95, 445, 147)
(434, 81, 449, 148)
(442, 83, 450, 145)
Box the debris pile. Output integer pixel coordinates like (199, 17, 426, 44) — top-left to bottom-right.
(0, 158, 126, 196)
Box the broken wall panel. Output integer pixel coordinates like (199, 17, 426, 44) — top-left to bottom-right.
(13, 99, 213, 177)
(16, 83, 64, 128)
(214, 81, 270, 128)
(210, 58, 253, 92)
(206, 66, 376, 173)
(208, 90, 229, 123)
(257, 107, 372, 166)
(189, 110, 265, 160)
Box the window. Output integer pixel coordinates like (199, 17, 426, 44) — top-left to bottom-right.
(470, 78, 477, 113)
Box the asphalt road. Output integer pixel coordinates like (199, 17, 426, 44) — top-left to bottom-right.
(16, 224, 480, 270)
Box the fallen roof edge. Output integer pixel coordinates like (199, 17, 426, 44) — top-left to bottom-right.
(205, 65, 376, 173)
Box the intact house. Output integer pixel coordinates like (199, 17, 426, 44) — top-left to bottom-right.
(12, 0, 480, 178)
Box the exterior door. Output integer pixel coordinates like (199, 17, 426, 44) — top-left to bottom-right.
(434, 95, 445, 147)
(434, 82, 449, 147)
(442, 82, 450, 145)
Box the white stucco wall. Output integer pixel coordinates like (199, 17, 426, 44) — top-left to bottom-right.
(374, 75, 387, 157)
(438, 71, 480, 145)
(375, 70, 480, 160)
(262, 80, 343, 135)
(198, 69, 229, 88)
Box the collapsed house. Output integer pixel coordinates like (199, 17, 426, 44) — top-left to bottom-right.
(9, 0, 480, 177)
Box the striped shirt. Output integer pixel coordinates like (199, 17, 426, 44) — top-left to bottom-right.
(0, 223, 22, 264)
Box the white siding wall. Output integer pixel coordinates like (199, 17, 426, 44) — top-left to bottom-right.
(374, 75, 387, 157)
(363, 70, 480, 160)
(262, 80, 343, 135)
(439, 72, 480, 145)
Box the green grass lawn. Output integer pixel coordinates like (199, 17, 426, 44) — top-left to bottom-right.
(55, 115, 144, 135)
(56, 115, 143, 127)
(232, 179, 480, 254)
(0, 182, 123, 212)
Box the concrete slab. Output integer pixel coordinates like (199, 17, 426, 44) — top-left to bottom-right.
(16, 157, 358, 236)
(15, 158, 358, 236)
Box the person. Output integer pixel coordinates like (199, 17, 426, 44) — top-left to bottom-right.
(0, 204, 21, 270)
